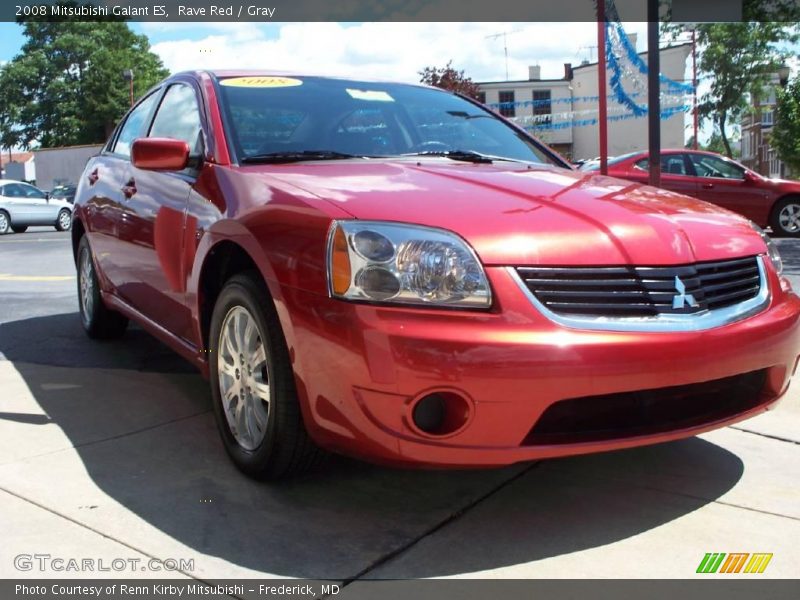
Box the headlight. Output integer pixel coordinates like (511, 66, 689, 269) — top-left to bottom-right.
(327, 221, 491, 308)
(749, 223, 783, 275)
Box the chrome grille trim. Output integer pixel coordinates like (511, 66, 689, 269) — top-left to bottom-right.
(508, 256, 770, 332)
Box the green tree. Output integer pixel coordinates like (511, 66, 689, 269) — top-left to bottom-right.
(0, 15, 168, 149)
(686, 132, 741, 158)
(665, 2, 799, 158)
(771, 75, 800, 173)
(419, 61, 481, 99)
(695, 23, 796, 158)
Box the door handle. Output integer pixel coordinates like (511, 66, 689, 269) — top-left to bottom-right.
(121, 179, 137, 199)
(702, 183, 714, 189)
(88, 168, 99, 185)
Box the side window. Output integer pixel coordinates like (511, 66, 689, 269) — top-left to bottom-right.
(113, 91, 160, 158)
(19, 184, 46, 199)
(662, 155, 688, 176)
(3, 184, 25, 198)
(149, 84, 203, 155)
(689, 154, 745, 179)
(635, 155, 688, 176)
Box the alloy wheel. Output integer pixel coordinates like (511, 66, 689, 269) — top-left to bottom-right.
(59, 210, 72, 230)
(217, 306, 271, 451)
(0, 212, 8, 234)
(778, 203, 800, 234)
(79, 248, 95, 325)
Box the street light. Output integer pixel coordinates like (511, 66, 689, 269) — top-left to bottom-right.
(778, 64, 791, 87)
(122, 69, 134, 107)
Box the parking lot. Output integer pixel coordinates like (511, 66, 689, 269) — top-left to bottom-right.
(1, 228, 799, 582)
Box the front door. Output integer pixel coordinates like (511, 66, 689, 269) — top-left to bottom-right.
(90, 90, 161, 290)
(687, 153, 768, 222)
(115, 82, 205, 340)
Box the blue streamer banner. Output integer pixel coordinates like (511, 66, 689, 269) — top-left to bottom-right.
(521, 104, 691, 131)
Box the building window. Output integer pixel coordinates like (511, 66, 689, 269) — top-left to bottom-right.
(498, 91, 515, 117)
(533, 90, 552, 122)
(762, 110, 774, 127)
(476, 91, 486, 104)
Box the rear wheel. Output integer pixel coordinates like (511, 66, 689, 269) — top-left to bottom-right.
(770, 197, 800, 237)
(209, 272, 324, 480)
(0, 210, 9, 234)
(77, 236, 128, 339)
(11, 225, 27, 234)
(55, 209, 72, 232)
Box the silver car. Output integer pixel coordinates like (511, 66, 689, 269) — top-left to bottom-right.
(0, 179, 73, 234)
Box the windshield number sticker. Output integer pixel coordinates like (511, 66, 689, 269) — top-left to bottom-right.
(220, 77, 303, 88)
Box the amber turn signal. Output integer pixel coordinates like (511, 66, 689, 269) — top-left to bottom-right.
(330, 225, 352, 295)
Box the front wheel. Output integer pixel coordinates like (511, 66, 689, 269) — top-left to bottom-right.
(55, 209, 72, 232)
(209, 272, 324, 480)
(77, 236, 128, 339)
(770, 197, 800, 237)
(0, 210, 10, 234)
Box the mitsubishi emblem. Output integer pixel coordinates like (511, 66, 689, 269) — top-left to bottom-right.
(672, 276, 699, 309)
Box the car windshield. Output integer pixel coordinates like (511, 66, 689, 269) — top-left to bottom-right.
(216, 76, 560, 165)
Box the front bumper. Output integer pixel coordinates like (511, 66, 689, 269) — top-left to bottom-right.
(281, 262, 800, 467)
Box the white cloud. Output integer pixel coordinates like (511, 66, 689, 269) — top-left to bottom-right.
(149, 22, 652, 84)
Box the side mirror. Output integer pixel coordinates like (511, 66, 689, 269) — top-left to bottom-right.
(744, 170, 759, 184)
(131, 138, 190, 171)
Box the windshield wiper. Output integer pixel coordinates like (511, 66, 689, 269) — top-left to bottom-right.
(241, 150, 362, 164)
(403, 150, 495, 163)
(401, 149, 528, 164)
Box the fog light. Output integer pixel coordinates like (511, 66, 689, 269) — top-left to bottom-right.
(411, 392, 471, 436)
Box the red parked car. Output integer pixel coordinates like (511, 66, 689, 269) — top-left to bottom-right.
(72, 71, 800, 479)
(582, 149, 800, 237)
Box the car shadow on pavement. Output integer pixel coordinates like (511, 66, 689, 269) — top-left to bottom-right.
(0, 313, 745, 579)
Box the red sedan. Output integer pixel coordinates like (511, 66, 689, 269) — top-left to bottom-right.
(583, 149, 800, 237)
(72, 71, 800, 479)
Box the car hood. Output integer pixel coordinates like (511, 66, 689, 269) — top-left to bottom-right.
(252, 160, 766, 266)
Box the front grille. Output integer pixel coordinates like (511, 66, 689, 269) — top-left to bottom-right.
(523, 370, 767, 445)
(516, 255, 761, 318)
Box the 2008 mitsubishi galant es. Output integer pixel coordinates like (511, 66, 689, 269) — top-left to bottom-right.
(72, 71, 800, 479)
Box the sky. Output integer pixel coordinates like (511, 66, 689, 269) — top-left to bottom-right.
(1, 20, 794, 145)
(0, 21, 653, 85)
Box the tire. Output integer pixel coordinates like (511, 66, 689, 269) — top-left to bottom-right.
(0, 210, 9, 235)
(209, 272, 324, 480)
(77, 236, 129, 339)
(770, 197, 800, 237)
(11, 225, 28, 234)
(55, 209, 72, 232)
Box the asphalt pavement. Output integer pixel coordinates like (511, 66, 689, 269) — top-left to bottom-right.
(1, 227, 799, 583)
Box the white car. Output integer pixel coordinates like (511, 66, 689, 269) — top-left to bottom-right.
(0, 179, 73, 234)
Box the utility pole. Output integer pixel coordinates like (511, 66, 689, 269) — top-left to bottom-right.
(597, 0, 608, 175)
(647, 0, 661, 187)
(692, 28, 698, 150)
(485, 29, 521, 81)
(122, 69, 134, 107)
